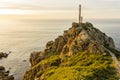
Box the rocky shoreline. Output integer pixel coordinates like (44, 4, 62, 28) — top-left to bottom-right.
(0, 66, 14, 80)
(0, 51, 14, 80)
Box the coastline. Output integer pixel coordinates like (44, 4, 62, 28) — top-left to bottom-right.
(0, 19, 120, 79)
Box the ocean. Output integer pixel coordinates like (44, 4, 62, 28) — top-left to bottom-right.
(0, 19, 120, 80)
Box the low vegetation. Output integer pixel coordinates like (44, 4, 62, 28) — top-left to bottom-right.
(33, 52, 119, 80)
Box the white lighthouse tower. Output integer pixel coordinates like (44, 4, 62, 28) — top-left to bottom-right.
(79, 4, 83, 23)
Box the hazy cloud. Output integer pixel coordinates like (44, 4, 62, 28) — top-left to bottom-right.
(0, 0, 120, 10)
(0, 0, 119, 19)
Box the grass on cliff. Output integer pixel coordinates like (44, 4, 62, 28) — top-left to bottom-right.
(40, 55, 61, 65)
(37, 52, 119, 80)
(32, 55, 60, 68)
(24, 55, 61, 80)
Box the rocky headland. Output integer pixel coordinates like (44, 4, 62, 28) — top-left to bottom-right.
(23, 22, 120, 80)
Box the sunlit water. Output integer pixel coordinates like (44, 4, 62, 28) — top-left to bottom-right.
(0, 19, 120, 80)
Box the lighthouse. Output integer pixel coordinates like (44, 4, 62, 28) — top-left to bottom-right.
(79, 4, 83, 23)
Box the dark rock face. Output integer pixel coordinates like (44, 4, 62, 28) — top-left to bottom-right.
(23, 22, 115, 80)
(0, 66, 14, 80)
(0, 52, 8, 58)
(30, 51, 44, 66)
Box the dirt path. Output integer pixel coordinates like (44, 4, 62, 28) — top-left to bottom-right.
(106, 48, 120, 74)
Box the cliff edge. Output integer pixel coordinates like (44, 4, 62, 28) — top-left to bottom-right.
(23, 22, 119, 80)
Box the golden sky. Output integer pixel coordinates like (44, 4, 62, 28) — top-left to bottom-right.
(0, 0, 120, 19)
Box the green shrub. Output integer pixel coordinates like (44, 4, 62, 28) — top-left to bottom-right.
(24, 52, 119, 80)
(36, 70, 44, 78)
(40, 55, 61, 65)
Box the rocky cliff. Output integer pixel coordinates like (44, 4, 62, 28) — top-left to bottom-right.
(23, 22, 119, 80)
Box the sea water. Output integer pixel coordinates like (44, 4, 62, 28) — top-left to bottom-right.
(0, 18, 119, 80)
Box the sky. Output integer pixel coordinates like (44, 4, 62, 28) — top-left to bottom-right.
(0, 0, 120, 19)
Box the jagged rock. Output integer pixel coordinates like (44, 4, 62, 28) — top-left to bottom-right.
(0, 66, 14, 80)
(54, 36, 66, 54)
(46, 41, 54, 49)
(87, 41, 105, 54)
(30, 51, 44, 66)
(61, 45, 69, 56)
(107, 37, 115, 48)
(0, 52, 8, 58)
